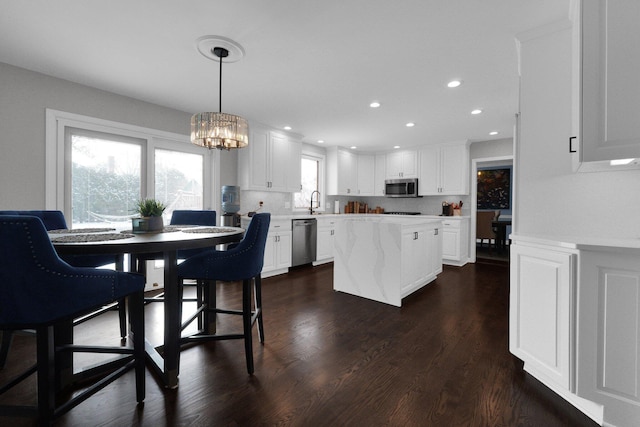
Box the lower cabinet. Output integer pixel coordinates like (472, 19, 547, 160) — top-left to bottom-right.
(314, 217, 336, 265)
(510, 241, 576, 391)
(577, 248, 640, 427)
(441, 218, 469, 266)
(401, 224, 442, 297)
(243, 217, 292, 278)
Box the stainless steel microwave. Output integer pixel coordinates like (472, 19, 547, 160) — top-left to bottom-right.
(385, 178, 420, 197)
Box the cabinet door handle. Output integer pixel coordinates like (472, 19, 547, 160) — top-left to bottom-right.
(434, 228, 439, 236)
(569, 136, 577, 153)
(414, 232, 419, 240)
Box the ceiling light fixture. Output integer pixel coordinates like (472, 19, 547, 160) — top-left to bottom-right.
(191, 37, 248, 150)
(393, 145, 400, 149)
(489, 131, 499, 135)
(471, 109, 482, 115)
(350, 146, 357, 149)
(284, 126, 292, 130)
(406, 122, 415, 127)
(317, 140, 325, 144)
(370, 101, 381, 108)
(447, 80, 462, 88)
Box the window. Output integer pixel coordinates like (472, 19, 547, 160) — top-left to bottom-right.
(154, 148, 204, 219)
(66, 128, 143, 228)
(294, 153, 324, 211)
(47, 109, 218, 228)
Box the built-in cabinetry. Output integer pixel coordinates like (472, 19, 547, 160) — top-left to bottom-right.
(441, 217, 469, 266)
(401, 224, 442, 298)
(577, 247, 640, 427)
(326, 147, 375, 196)
(419, 143, 469, 195)
(385, 149, 418, 179)
(242, 217, 291, 278)
(238, 124, 301, 192)
(374, 154, 386, 196)
(510, 236, 640, 426)
(314, 216, 336, 265)
(571, 0, 640, 171)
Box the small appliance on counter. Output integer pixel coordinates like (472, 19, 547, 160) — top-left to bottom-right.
(221, 185, 241, 227)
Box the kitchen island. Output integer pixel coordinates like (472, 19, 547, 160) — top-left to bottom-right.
(334, 216, 443, 307)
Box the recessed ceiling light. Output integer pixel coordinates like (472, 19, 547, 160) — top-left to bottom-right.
(489, 131, 499, 136)
(317, 140, 324, 144)
(393, 145, 400, 149)
(350, 146, 357, 149)
(471, 109, 482, 115)
(406, 122, 415, 127)
(447, 80, 462, 88)
(283, 126, 292, 130)
(370, 101, 381, 108)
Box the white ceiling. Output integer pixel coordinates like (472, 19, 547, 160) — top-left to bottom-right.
(0, 0, 569, 151)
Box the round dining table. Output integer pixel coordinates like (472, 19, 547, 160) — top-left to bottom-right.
(51, 225, 244, 389)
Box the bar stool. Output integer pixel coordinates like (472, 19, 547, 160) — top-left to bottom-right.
(177, 213, 270, 374)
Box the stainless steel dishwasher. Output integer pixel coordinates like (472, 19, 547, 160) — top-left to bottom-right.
(291, 218, 317, 267)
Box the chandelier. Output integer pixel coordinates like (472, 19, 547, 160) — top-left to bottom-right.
(191, 41, 248, 150)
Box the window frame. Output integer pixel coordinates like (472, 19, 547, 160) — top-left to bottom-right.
(45, 109, 219, 219)
(293, 150, 326, 213)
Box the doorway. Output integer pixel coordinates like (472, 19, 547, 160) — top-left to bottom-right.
(470, 156, 513, 263)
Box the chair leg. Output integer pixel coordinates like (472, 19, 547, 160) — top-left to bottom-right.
(254, 275, 264, 343)
(242, 279, 254, 375)
(118, 299, 127, 339)
(128, 290, 145, 403)
(0, 330, 14, 369)
(36, 325, 55, 424)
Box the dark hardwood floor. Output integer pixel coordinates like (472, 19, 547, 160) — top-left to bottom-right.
(1, 262, 598, 427)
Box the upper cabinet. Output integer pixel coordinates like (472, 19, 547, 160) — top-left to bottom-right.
(571, 0, 640, 170)
(238, 124, 301, 192)
(418, 143, 469, 196)
(385, 149, 418, 179)
(326, 147, 375, 196)
(374, 154, 386, 196)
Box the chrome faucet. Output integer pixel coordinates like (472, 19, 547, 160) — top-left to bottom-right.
(309, 191, 320, 214)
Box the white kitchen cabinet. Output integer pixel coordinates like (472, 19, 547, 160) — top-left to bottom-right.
(577, 248, 640, 427)
(238, 125, 301, 192)
(510, 241, 577, 392)
(571, 0, 640, 170)
(385, 149, 418, 179)
(242, 217, 291, 277)
(356, 154, 375, 196)
(314, 217, 336, 265)
(419, 143, 469, 195)
(441, 218, 469, 266)
(327, 147, 374, 196)
(374, 154, 386, 196)
(261, 219, 291, 277)
(401, 224, 442, 297)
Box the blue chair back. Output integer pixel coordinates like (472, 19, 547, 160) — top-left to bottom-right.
(178, 213, 271, 282)
(0, 215, 143, 327)
(170, 210, 217, 226)
(0, 210, 67, 230)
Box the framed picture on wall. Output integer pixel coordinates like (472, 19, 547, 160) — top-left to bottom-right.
(477, 168, 511, 209)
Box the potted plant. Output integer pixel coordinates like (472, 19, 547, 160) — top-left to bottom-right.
(132, 198, 166, 233)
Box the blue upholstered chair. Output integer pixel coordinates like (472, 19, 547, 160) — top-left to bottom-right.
(170, 209, 217, 259)
(177, 213, 270, 374)
(0, 215, 145, 424)
(0, 210, 127, 369)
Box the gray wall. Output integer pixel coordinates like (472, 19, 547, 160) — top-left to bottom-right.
(0, 62, 196, 209)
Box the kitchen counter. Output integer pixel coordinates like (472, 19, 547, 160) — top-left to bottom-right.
(333, 216, 443, 307)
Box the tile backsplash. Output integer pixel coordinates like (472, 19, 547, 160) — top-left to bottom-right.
(240, 190, 470, 216)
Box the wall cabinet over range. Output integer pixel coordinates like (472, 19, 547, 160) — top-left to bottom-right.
(419, 143, 469, 195)
(238, 124, 302, 192)
(385, 149, 418, 179)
